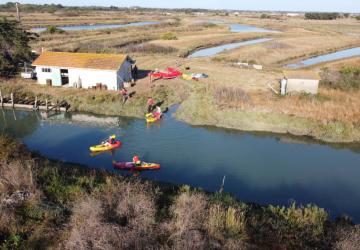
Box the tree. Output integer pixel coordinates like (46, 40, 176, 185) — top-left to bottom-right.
(0, 18, 35, 77)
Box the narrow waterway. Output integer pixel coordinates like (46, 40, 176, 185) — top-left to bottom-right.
(30, 21, 161, 32)
(188, 38, 272, 58)
(230, 24, 279, 33)
(1, 109, 360, 221)
(286, 47, 360, 68)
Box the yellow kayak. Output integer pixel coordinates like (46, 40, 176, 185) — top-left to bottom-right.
(146, 113, 160, 123)
(89, 141, 122, 152)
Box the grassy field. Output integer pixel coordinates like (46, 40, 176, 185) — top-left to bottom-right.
(1, 135, 359, 249)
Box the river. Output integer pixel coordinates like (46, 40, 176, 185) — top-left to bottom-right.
(188, 38, 272, 58)
(286, 47, 360, 68)
(1, 109, 360, 221)
(30, 21, 161, 33)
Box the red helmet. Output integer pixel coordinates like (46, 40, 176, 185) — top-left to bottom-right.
(133, 155, 140, 162)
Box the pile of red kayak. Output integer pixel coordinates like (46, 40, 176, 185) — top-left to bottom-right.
(148, 67, 182, 80)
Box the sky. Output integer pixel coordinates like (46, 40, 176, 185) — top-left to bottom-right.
(5, 0, 360, 12)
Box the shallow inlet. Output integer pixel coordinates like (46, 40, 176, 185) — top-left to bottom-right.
(286, 47, 360, 69)
(188, 38, 272, 58)
(30, 21, 160, 32)
(2, 109, 360, 222)
(229, 24, 279, 33)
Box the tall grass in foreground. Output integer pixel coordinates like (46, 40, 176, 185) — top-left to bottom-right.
(0, 136, 359, 249)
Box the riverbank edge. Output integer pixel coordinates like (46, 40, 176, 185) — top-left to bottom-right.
(0, 135, 358, 249)
(174, 90, 360, 144)
(1, 80, 359, 143)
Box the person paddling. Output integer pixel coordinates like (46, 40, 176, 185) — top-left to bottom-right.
(133, 155, 142, 166)
(153, 106, 162, 120)
(103, 135, 116, 146)
(147, 97, 155, 113)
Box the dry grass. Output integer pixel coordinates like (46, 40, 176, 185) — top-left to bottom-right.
(0, 136, 35, 199)
(334, 225, 360, 250)
(213, 86, 252, 108)
(63, 179, 159, 250)
(250, 89, 360, 125)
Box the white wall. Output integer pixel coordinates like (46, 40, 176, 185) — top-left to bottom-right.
(35, 61, 132, 90)
(286, 79, 319, 94)
(68, 68, 118, 90)
(36, 66, 61, 85)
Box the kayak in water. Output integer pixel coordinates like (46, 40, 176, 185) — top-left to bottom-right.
(90, 140, 122, 152)
(145, 113, 161, 123)
(113, 161, 160, 171)
(90, 135, 122, 152)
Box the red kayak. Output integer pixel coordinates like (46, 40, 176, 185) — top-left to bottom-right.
(149, 67, 182, 79)
(113, 161, 160, 171)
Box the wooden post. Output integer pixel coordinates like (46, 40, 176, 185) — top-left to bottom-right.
(34, 96, 38, 110)
(0, 90, 3, 107)
(45, 99, 48, 111)
(15, 2, 21, 22)
(11, 92, 14, 108)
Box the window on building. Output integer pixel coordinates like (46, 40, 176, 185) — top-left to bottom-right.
(41, 68, 51, 73)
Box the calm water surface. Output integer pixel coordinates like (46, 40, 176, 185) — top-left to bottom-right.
(30, 21, 160, 32)
(188, 38, 272, 58)
(1, 109, 360, 221)
(230, 24, 278, 33)
(286, 47, 360, 68)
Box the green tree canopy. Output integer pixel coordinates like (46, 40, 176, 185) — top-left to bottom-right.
(0, 18, 35, 77)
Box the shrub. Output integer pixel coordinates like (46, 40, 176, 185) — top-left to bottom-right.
(320, 67, 360, 90)
(267, 202, 328, 236)
(260, 13, 271, 19)
(356, 16, 360, 21)
(161, 32, 178, 40)
(125, 43, 177, 54)
(45, 25, 65, 34)
(169, 191, 210, 248)
(208, 204, 246, 239)
(305, 12, 340, 20)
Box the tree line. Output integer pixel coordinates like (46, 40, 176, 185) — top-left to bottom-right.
(305, 12, 340, 20)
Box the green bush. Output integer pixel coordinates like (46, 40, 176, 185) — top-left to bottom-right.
(45, 25, 65, 34)
(320, 67, 360, 90)
(260, 13, 271, 19)
(161, 32, 178, 40)
(356, 16, 360, 21)
(305, 12, 340, 20)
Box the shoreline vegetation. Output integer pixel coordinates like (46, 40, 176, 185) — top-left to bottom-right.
(1, 135, 359, 249)
(1, 75, 360, 143)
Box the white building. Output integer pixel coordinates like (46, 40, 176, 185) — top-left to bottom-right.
(281, 70, 320, 95)
(32, 52, 133, 90)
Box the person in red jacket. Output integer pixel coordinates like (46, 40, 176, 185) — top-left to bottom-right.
(147, 97, 155, 113)
(120, 87, 128, 103)
(132, 155, 141, 166)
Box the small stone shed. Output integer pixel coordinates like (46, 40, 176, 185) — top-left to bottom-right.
(281, 70, 320, 95)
